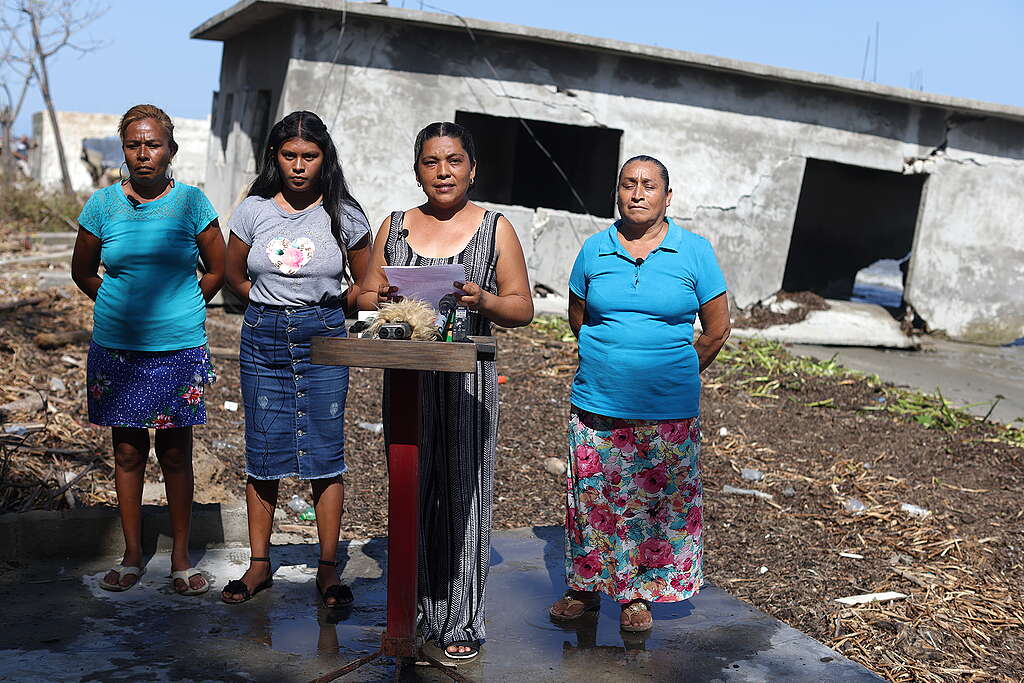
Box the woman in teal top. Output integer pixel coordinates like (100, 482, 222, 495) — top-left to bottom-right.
(549, 155, 731, 633)
(71, 104, 226, 596)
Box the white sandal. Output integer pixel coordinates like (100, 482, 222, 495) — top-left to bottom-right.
(171, 568, 210, 596)
(99, 564, 145, 592)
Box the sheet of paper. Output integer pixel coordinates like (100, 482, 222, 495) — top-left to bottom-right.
(382, 264, 467, 311)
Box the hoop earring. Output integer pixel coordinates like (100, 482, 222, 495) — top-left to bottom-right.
(416, 181, 421, 187)
(118, 162, 128, 181)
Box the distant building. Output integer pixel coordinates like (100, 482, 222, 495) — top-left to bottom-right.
(31, 111, 209, 192)
(193, 1, 1024, 344)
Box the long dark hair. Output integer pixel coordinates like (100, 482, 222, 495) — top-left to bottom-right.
(249, 111, 366, 280)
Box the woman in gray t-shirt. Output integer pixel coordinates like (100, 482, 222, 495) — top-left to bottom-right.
(222, 111, 372, 608)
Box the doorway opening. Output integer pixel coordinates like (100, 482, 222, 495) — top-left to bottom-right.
(782, 159, 926, 313)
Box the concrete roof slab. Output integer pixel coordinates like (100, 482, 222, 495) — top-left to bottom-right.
(191, 0, 1024, 124)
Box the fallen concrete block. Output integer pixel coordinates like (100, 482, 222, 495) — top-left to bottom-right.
(731, 300, 916, 349)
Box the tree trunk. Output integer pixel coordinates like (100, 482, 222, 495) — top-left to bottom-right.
(29, 10, 73, 196)
(1, 106, 13, 187)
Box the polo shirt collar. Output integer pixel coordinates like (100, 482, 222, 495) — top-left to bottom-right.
(599, 219, 682, 258)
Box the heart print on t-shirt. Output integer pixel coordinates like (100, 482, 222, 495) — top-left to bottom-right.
(267, 237, 315, 275)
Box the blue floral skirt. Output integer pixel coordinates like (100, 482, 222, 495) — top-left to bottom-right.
(86, 341, 216, 429)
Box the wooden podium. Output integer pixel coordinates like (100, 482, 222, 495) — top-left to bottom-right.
(309, 335, 496, 682)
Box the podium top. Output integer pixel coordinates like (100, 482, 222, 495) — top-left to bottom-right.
(310, 336, 496, 373)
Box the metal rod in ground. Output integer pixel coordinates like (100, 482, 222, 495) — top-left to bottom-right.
(310, 648, 383, 683)
(310, 648, 473, 683)
(415, 651, 472, 682)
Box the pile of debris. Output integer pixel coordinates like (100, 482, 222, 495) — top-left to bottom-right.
(0, 286, 112, 513)
(732, 290, 830, 329)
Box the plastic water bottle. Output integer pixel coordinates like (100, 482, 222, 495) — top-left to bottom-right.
(287, 494, 316, 521)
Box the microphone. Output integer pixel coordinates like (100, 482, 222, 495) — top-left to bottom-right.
(635, 257, 643, 266)
(399, 228, 409, 238)
(127, 195, 141, 209)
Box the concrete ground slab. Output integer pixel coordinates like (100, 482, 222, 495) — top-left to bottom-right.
(732, 300, 916, 349)
(792, 338, 1024, 425)
(0, 526, 879, 682)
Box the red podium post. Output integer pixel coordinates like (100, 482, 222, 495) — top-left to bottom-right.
(309, 336, 495, 682)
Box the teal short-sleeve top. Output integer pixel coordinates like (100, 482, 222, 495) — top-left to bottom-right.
(568, 219, 727, 420)
(77, 181, 218, 351)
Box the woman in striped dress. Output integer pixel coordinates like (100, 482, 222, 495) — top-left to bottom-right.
(358, 121, 533, 660)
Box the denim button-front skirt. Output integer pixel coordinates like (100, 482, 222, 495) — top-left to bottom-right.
(239, 302, 348, 480)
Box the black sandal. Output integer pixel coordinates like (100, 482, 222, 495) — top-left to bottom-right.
(316, 559, 354, 608)
(443, 640, 481, 661)
(220, 557, 273, 604)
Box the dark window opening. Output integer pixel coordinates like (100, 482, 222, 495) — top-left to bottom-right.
(209, 91, 219, 137)
(782, 159, 926, 313)
(219, 92, 234, 155)
(455, 111, 622, 217)
(249, 89, 273, 171)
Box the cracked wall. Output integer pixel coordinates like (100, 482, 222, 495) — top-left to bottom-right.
(204, 10, 1024, 344)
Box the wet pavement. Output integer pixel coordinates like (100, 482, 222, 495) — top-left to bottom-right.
(0, 526, 880, 682)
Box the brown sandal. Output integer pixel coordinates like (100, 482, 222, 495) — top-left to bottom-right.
(620, 599, 653, 632)
(549, 590, 600, 620)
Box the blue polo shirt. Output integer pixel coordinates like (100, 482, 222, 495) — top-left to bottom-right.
(568, 219, 727, 420)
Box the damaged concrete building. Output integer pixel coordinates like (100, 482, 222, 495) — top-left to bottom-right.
(192, 0, 1024, 344)
(31, 111, 209, 192)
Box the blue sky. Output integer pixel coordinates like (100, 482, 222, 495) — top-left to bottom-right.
(6, 0, 1023, 135)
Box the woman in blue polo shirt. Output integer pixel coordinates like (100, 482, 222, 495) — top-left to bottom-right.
(548, 155, 732, 633)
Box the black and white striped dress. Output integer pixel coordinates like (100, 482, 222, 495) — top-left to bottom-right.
(383, 209, 500, 648)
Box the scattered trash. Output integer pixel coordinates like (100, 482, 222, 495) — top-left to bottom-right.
(0, 395, 46, 420)
(211, 439, 231, 450)
(543, 456, 566, 477)
(497, 375, 509, 385)
(718, 427, 729, 437)
(839, 552, 864, 560)
(740, 468, 764, 481)
(834, 591, 908, 606)
(722, 484, 774, 500)
(356, 421, 384, 434)
(222, 400, 239, 412)
(60, 354, 82, 367)
(886, 551, 915, 566)
(900, 503, 931, 518)
(758, 566, 769, 574)
(782, 485, 796, 498)
(3, 425, 28, 436)
(287, 494, 316, 521)
(843, 498, 867, 514)
(49, 377, 66, 392)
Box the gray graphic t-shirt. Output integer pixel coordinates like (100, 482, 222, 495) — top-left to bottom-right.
(229, 195, 370, 306)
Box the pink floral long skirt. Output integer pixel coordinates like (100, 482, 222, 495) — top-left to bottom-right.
(564, 407, 704, 603)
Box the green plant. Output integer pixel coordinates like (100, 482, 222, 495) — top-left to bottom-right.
(531, 315, 576, 342)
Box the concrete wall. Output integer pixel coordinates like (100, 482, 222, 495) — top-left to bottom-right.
(204, 10, 1024, 344)
(204, 17, 292, 221)
(31, 110, 209, 192)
